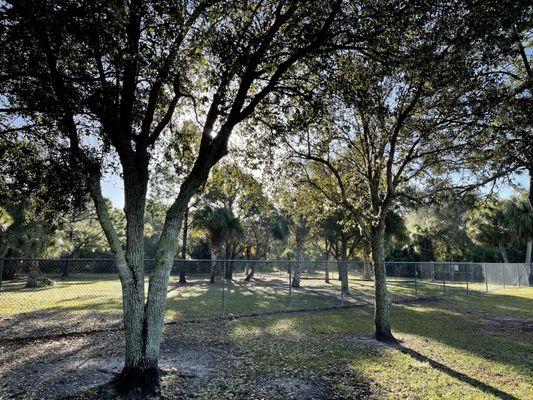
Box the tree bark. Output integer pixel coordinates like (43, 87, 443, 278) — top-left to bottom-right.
(141, 179, 201, 391)
(224, 243, 233, 280)
(244, 248, 256, 281)
(210, 247, 217, 284)
(291, 216, 306, 288)
(370, 224, 396, 343)
(87, 167, 156, 391)
(115, 177, 154, 390)
(525, 166, 532, 281)
(179, 207, 188, 284)
(525, 238, 532, 284)
(25, 260, 40, 288)
(338, 235, 350, 294)
(245, 264, 255, 281)
(498, 242, 510, 263)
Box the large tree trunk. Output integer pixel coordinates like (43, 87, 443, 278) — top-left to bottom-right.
(210, 246, 217, 284)
(527, 165, 533, 211)
(244, 247, 255, 281)
(138, 180, 201, 393)
(370, 224, 396, 343)
(116, 263, 151, 388)
(291, 216, 306, 288)
(179, 207, 188, 284)
(338, 235, 349, 294)
(1, 250, 18, 281)
(224, 243, 233, 280)
(526, 167, 532, 281)
(245, 263, 255, 281)
(112, 177, 153, 391)
(25, 260, 40, 288)
(525, 238, 532, 284)
(87, 112, 228, 394)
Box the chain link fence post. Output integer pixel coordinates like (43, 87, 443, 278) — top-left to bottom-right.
(221, 260, 226, 318)
(516, 263, 521, 288)
(288, 260, 292, 308)
(484, 263, 489, 293)
(501, 262, 506, 289)
(466, 263, 469, 294)
(414, 262, 418, 299)
(442, 264, 446, 296)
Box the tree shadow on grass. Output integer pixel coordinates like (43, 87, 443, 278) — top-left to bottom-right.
(397, 345, 519, 400)
(389, 298, 533, 374)
(165, 277, 367, 322)
(225, 290, 532, 398)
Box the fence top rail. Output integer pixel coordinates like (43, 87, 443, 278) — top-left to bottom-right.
(1, 258, 531, 267)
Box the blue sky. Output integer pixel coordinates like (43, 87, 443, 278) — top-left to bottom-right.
(101, 169, 530, 210)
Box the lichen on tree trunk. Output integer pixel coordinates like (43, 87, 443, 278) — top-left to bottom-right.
(179, 207, 188, 284)
(370, 224, 396, 343)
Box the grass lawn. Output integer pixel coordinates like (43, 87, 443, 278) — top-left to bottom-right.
(0, 272, 531, 399)
(218, 288, 533, 399)
(0, 271, 504, 317)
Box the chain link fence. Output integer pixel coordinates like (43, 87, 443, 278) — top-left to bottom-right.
(0, 258, 530, 339)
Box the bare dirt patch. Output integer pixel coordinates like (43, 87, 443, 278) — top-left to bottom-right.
(341, 333, 397, 349)
(0, 319, 376, 400)
(253, 373, 331, 400)
(0, 327, 235, 400)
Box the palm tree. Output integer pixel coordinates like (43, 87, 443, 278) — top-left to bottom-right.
(194, 206, 242, 283)
(505, 194, 533, 282)
(468, 201, 511, 263)
(244, 213, 289, 281)
(223, 215, 243, 280)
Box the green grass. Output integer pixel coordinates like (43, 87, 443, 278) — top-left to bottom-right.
(1, 272, 532, 398)
(223, 288, 533, 399)
(0, 272, 525, 318)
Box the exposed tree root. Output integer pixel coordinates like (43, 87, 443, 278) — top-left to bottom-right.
(111, 365, 161, 395)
